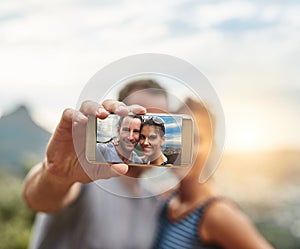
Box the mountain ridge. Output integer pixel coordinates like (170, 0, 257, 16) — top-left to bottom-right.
(0, 105, 51, 176)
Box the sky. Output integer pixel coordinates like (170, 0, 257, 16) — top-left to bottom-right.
(0, 0, 299, 151)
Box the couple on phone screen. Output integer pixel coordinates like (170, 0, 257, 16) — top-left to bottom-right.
(96, 112, 169, 166)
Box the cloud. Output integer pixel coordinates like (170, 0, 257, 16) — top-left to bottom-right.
(0, 0, 299, 149)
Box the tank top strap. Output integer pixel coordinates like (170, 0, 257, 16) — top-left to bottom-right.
(195, 196, 226, 230)
(199, 196, 224, 212)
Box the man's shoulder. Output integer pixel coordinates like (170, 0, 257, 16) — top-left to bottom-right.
(96, 142, 116, 151)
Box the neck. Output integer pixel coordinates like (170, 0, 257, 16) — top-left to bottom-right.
(178, 152, 215, 201)
(150, 152, 167, 165)
(178, 180, 214, 202)
(115, 145, 132, 164)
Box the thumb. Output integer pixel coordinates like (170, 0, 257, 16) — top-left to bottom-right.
(110, 164, 129, 175)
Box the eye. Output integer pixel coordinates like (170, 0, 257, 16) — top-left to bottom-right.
(122, 127, 130, 132)
(139, 134, 146, 140)
(149, 135, 157, 141)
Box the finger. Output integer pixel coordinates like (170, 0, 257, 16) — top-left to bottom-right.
(79, 100, 109, 119)
(80, 161, 128, 180)
(128, 104, 146, 115)
(73, 110, 88, 124)
(110, 164, 129, 175)
(102, 99, 130, 116)
(102, 100, 146, 116)
(59, 108, 76, 129)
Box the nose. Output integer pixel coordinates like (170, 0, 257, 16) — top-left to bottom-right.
(144, 137, 150, 145)
(128, 130, 137, 141)
(129, 130, 134, 140)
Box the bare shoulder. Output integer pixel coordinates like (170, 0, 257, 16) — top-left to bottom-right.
(199, 199, 246, 238)
(199, 199, 274, 249)
(203, 199, 248, 226)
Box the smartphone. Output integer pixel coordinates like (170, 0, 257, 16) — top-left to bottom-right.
(86, 113, 193, 167)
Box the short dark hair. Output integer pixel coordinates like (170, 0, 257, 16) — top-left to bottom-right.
(141, 116, 165, 137)
(118, 79, 167, 103)
(118, 114, 143, 128)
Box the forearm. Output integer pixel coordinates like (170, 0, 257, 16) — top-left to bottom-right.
(22, 161, 81, 213)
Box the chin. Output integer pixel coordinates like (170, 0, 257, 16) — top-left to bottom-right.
(125, 144, 135, 150)
(142, 148, 152, 155)
(144, 151, 152, 156)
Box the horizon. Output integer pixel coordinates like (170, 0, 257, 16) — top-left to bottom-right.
(1, 102, 300, 153)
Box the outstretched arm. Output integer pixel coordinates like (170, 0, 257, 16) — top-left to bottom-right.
(22, 100, 146, 213)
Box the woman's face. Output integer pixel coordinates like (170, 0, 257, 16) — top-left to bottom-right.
(139, 125, 165, 159)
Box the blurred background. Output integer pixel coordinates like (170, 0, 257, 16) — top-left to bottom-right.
(0, 0, 299, 248)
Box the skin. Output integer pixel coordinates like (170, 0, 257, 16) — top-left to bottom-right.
(123, 90, 168, 114)
(168, 102, 274, 249)
(116, 116, 141, 162)
(139, 125, 167, 165)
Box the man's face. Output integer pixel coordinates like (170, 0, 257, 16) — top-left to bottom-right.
(118, 116, 142, 153)
(125, 90, 168, 113)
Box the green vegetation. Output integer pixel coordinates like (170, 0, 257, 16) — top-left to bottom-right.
(241, 203, 300, 249)
(257, 222, 300, 249)
(0, 172, 35, 249)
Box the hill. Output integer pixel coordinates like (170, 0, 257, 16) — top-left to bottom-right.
(0, 105, 51, 176)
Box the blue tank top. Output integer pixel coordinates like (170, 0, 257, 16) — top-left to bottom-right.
(153, 196, 223, 249)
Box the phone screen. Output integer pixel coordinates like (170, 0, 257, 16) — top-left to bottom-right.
(95, 114, 184, 166)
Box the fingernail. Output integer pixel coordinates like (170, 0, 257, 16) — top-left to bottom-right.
(75, 112, 87, 122)
(116, 105, 128, 114)
(97, 107, 109, 116)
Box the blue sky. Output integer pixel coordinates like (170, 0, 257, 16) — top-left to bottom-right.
(160, 115, 182, 147)
(0, 0, 299, 151)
